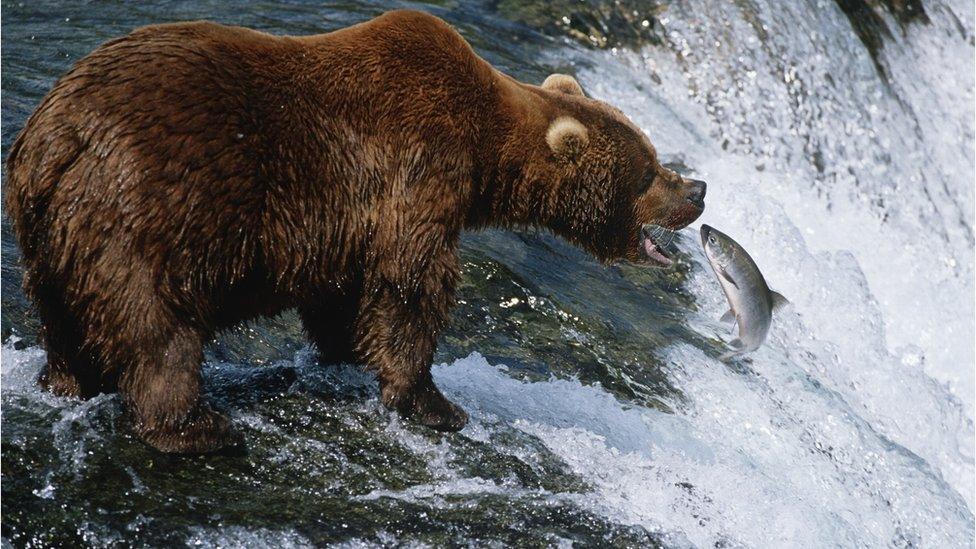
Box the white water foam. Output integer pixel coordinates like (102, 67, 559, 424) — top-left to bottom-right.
(431, 351, 974, 547)
(3, 332, 971, 547)
(547, 0, 976, 517)
(185, 526, 314, 548)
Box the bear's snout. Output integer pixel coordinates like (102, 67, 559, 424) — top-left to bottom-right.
(685, 179, 706, 209)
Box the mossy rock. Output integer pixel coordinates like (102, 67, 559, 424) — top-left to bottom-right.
(494, 0, 669, 50)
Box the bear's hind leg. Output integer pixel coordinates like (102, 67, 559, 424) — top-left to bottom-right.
(119, 325, 241, 453)
(32, 280, 102, 398)
(38, 352, 84, 398)
(38, 330, 105, 398)
(299, 291, 361, 365)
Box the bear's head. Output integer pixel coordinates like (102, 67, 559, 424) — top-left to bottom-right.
(503, 73, 706, 268)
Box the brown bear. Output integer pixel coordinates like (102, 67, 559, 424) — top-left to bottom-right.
(5, 10, 705, 453)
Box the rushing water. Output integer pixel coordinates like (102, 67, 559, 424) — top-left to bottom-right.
(2, 0, 974, 547)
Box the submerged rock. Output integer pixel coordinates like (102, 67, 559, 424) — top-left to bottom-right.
(496, 0, 932, 86)
(833, 0, 929, 80)
(494, 0, 668, 50)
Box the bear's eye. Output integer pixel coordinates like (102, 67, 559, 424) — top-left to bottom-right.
(636, 173, 654, 194)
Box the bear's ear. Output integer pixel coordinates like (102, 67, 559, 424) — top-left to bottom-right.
(542, 74, 585, 96)
(546, 116, 589, 158)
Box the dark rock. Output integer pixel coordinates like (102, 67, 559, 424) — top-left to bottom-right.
(833, 0, 929, 81)
(494, 0, 668, 50)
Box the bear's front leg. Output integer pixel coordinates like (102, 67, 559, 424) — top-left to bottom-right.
(356, 258, 468, 432)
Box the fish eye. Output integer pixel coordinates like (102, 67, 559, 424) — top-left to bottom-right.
(708, 235, 717, 243)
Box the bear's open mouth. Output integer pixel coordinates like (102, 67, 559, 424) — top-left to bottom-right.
(640, 224, 675, 268)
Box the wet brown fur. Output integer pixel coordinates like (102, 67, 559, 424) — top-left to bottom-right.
(5, 10, 704, 453)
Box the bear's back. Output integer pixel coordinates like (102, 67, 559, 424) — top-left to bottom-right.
(6, 11, 499, 219)
(4, 11, 507, 310)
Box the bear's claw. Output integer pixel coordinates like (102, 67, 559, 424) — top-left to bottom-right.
(416, 396, 469, 432)
(132, 404, 244, 454)
(382, 379, 469, 432)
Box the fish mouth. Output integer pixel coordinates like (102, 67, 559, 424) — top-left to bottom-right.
(700, 224, 713, 248)
(640, 224, 675, 268)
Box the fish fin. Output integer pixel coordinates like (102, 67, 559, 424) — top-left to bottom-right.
(719, 349, 740, 362)
(770, 291, 789, 311)
(719, 339, 745, 361)
(719, 268, 739, 288)
(720, 309, 735, 323)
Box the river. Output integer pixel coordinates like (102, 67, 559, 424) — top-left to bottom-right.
(2, 0, 973, 546)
